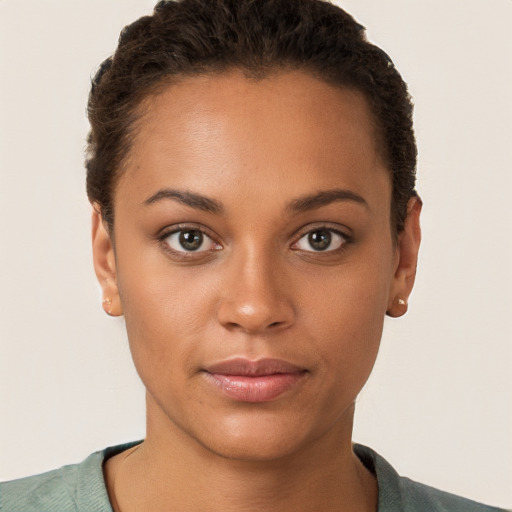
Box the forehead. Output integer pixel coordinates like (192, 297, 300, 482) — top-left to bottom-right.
(118, 70, 390, 214)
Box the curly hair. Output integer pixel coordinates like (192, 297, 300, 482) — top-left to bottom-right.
(86, 0, 417, 233)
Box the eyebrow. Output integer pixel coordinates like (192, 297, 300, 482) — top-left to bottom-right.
(143, 189, 224, 214)
(143, 187, 367, 215)
(286, 189, 368, 213)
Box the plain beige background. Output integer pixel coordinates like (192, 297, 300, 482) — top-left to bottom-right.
(1, 0, 511, 507)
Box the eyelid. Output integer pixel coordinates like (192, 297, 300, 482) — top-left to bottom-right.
(158, 223, 218, 240)
(158, 223, 222, 255)
(166, 231, 216, 253)
(291, 223, 352, 252)
(291, 222, 352, 240)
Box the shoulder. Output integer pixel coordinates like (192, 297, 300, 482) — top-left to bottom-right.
(0, 442, 141, 512)
(354, 444, 510, 512)
(0, 462, 84, 512)
(398, 476, 508, 512)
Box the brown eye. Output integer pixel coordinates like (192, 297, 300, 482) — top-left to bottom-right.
(180, 230, 203, 250)
(164, 230, 217, 252)
(308, 230, 331, 251)
(295, 229, 346, 252)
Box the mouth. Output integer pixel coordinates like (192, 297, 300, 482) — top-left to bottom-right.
(202, 358, 308, 403)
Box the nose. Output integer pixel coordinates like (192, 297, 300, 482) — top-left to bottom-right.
(216, 250, 295, 334)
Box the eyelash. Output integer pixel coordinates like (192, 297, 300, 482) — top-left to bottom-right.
(158, 224, 221, 260)
(291, 226, 351, 254)
(157, 223, 352, 259)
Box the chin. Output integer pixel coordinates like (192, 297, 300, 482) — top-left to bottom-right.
(187, 408, 336, 464)
(199, 428, 308, 463)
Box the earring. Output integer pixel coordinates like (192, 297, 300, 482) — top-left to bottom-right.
(397, 298, 407, 306)
(102, 297, 113, 314)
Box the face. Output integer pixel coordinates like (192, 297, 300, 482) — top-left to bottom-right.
(93, 70, 420, 461)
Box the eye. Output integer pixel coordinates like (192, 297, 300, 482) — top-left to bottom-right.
(164, 229, 218, 253)
(294, 229, 347, 252)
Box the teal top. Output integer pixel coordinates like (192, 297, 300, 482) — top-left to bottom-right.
(0, 442, 509, 511)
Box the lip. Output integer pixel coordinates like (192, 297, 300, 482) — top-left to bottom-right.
(203, 358, 308, 403)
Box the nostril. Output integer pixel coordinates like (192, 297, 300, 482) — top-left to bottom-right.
(217, 289, 295, 334)
(223, 318, 286, 333)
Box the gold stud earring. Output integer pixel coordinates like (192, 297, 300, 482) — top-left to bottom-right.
(102, 297, 113, 314)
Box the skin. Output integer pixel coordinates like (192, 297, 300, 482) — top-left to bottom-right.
(92, 70, 421, 512)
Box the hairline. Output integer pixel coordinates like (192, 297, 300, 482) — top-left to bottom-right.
(106, 65, 395, 235)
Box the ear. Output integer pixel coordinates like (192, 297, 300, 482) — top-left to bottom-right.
(387, 196, 422, 318)
(91, 205, 123, 316)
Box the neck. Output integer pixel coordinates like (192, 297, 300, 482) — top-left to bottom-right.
(105, 395, 377, 512)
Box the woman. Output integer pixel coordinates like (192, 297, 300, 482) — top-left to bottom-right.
(1, 0, 509, 511)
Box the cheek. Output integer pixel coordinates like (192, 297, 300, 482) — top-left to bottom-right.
(115, 251, 219, 389)
(118, 238, 217, 324)
(310, 284, 385, 368)
(302, 250, 394, 384)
